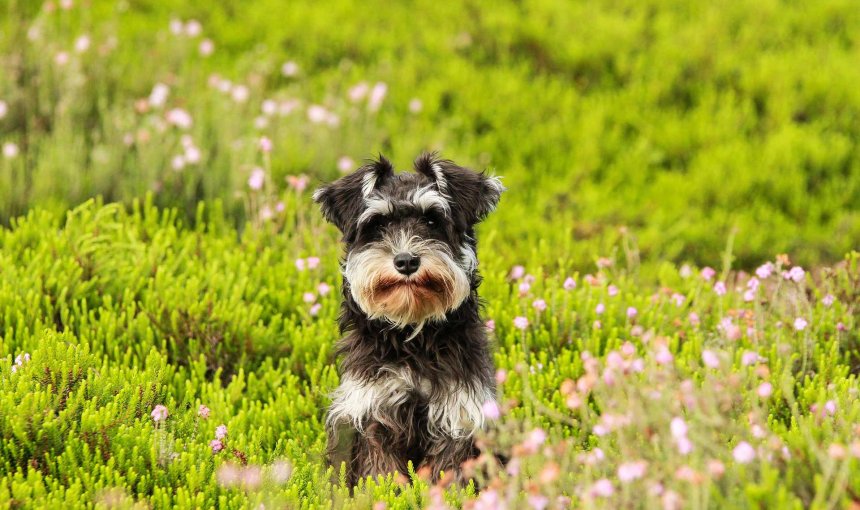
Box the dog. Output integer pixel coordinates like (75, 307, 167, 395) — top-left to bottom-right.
(313, 152, 504, 486)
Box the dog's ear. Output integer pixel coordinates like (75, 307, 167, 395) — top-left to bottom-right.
(414, 152, 505, 227)
(313, 155, 395, 240)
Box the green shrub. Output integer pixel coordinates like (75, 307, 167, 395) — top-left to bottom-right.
(0, 202, 856, 508)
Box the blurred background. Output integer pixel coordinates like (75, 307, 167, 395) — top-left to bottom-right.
(1, 0, 858, 271)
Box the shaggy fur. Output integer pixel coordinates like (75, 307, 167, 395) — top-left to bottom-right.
(314, 152, 504, 486)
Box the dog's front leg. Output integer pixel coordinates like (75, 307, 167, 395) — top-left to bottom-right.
(350, 420, 410, 486)
(422, 435, 479, 483)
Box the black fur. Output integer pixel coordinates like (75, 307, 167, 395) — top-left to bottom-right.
(315, 152, 503, 487)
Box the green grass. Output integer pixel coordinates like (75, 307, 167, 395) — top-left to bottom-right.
(0, 0, 859, 508)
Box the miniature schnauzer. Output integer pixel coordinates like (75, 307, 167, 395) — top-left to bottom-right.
(314, 152, 504, 486)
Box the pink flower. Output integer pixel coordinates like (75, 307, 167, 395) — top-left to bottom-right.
(526, 428, 547, 449)
(608, 285, 619, 297)
(166, 108, 193, 129)
(679, 264, 692, 278)
(589, 478, 614, 497)
(295, 258, 306, 271)
(828, 443, 846, 459)
(307, 105, 328, 123)
(593, 320, 602, 329)
(248, 168, 265, 190)
(743, 289, 756, 302)
(198, 405, 210, 419)
(755, 262, 774, 279)
(337, 156, 354, 173)
(532, 299, 547, 312)
(707, 460, 725, 477)
(793, 317, 808, 331)
(617, 460, 648, 482)
(513, 316, 529, 330)
(171, 155, 186, 171)
(151, 405, 168, 422)
(495, 368, 507, 383)
(732, 442, 755, 463)
(747, 277, 760, 290)
(656, 347, 673, 365)
(281, 61, 299, 77)
(184, 19, 202, 37)
(2, 142, 19, 159)
(824, 400, 837, 415)
(527, 494, 549, 510)
(259, 136, 273, 153)
(199, 39, 214, 56)
(408, 98, 423, 113)
(306, 256, 320, 268)
(481, 400, 500, 420)
(787, 266, 805, 283)
(671, 293, 685, 307)
(718, 318, 741, 341)
(676, 436, 693, 455)
(317, 282, 331, 296)
(215, 424, 228, 439)
(822, 294, 835, 307)
(303, 292, 316, 304)
(286, 175, 309, 192)
(626, 306, 638, 319)
(595, 303, 605, 315)
(230, 85, 249, 103)
(309, 303, 322, 317)
(688, 312, 700, 326)
(700, 267, 716, 281)
(485, 320, 495, 331)
(74, 34, 91, 53)
(742, 351, 763, 366)
(368, 82, 388, 112)
(510, 265, 525, 279)
(348, 82, 369, 102)
(0, 100, 7, 119)
(518, 282, 531, 295)
(563, 277, 576, 290)
(670, 417, 688, 438)
(757, 382, 773, 398)
(209, 439, 224, 453)
(713, 281, 727, 296)
(701, 350, 720, 368)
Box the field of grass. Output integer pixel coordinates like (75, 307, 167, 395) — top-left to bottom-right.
(0, 0, 859, 508)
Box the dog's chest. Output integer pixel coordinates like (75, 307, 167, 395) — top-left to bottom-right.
(328, 365, 493, 438)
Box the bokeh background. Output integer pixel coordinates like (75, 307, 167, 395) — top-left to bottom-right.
(1, 1, 858, 509)
(2, 0, 858, 271)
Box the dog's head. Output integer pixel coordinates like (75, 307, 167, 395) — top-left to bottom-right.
(313, 153, 504, 328)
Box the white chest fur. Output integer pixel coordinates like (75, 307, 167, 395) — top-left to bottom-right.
(327, 366, 494, 439)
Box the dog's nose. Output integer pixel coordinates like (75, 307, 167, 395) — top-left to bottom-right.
(393, 253, 421, 275)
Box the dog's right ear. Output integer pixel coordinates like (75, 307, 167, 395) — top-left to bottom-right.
(313, 154, 395, 240)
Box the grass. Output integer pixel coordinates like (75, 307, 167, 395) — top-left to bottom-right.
(0, 0, 859, 508)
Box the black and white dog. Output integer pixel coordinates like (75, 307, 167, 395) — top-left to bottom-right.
(313, 152, 504, 486)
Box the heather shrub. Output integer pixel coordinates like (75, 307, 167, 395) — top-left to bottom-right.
(0, 203, 857, 508)
(1, 0, 859, 508)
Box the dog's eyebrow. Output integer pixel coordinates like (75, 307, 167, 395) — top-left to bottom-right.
(357, 195, 395, 225)
(411, 186, 451, 216)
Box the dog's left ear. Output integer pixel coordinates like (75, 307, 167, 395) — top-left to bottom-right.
(313, 155, 395, 240)
(414, 152, 505, 226)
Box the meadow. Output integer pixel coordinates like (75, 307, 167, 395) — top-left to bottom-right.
(0, 0, 858, 508)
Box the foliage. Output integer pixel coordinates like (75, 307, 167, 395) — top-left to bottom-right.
(0, 201, 857, 508)
(1, 0, 859, 508)
(1, 0, 859, 270)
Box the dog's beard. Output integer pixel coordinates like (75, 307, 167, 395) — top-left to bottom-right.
(344, 232, 471, 329)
